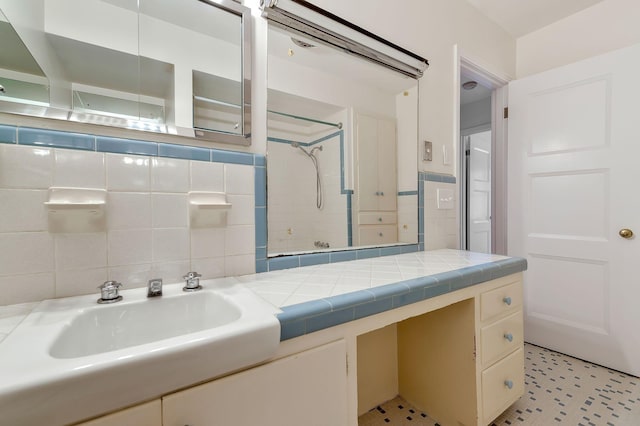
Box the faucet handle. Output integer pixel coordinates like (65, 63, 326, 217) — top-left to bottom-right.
(183, 271, 202, 292)
(97, 280, 123, 304)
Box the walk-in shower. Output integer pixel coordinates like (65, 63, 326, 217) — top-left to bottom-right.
(291, 142, 323, 209)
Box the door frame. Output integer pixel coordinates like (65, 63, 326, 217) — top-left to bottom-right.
(454, 46, 511, 254)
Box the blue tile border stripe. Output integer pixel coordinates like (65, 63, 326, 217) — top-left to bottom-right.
(277, 256, 528, 340)
(0, 124, 259, 166)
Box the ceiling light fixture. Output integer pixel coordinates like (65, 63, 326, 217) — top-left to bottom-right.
(462, 81, 478, 90)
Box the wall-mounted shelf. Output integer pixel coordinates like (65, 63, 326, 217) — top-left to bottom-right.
(45, 187, 107, 232)
(189, 192, 232, 228)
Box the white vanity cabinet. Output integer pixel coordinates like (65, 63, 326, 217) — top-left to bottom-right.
(162, 339, 348, 426)
(354, 113, 398, 245)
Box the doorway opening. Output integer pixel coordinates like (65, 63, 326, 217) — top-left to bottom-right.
(457, 52, 509, 254)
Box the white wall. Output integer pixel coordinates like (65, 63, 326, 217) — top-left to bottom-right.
(517, 0, 640, 77)
(460, 97, 491, 131)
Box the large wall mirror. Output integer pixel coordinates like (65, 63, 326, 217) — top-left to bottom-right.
(266, 20, 423, 257)
(0, 0, 251, 146)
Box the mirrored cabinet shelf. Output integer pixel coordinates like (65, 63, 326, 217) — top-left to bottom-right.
(0, 0, 251, 146)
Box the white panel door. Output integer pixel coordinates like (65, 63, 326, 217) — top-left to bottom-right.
(469, 130, 492, 253)
(508, 43, 640, 375)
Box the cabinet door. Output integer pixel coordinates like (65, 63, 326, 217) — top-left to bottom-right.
(356, 114, 380, 211)
(74, 400, 161, 426)
(376, 118, 397, 211)
(162, 340, 348, 426)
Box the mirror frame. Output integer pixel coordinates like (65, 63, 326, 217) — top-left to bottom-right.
(0, 0, 252, 146)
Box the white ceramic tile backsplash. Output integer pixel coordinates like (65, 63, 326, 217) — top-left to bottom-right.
(106, 154, 150, 191)
(0, 189, 48, 232)
(190, 161, 224, 192)
(0, 145, 53, 189)
(54, 149, 105, 189)
(151, 157, 189, 192)
(107, 192, 152, 229)
(152, 194, 189, 228)
(424, 181, 459, 250)
(0, 144, 257, 306)
(54, 233, 107, 270)
(224, 164, 254, 195)
(0, 273, 55, 306)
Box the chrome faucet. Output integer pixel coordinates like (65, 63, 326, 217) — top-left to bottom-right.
(97, 280, 123, 304)
(183, 271, 202, 292)
(147, 278, 163, 297)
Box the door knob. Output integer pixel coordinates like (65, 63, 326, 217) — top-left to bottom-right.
(619, 228, 634, 239)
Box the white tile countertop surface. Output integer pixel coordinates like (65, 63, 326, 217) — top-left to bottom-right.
(237, 249, 511, 307)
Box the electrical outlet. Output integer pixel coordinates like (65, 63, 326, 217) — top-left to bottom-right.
(423, 141, 432, 161)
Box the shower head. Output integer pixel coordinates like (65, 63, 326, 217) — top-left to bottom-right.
(310, 145, 323, 155)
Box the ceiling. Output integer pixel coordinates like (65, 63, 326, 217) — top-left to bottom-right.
(465, 0, 604, 37)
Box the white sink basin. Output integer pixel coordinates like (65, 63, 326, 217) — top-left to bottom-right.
(50, 291, 242, 359)
(0, 278, 281, 426)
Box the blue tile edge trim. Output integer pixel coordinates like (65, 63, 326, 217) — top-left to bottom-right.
(0, 124, 257, 166)
(421, 171, 456, 184)
(277, 256, 528, 340)
(398, 190, 418, 196)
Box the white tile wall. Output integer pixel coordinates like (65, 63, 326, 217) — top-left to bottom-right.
(424, 181, 459, 250)
(0, 145, 256, 306)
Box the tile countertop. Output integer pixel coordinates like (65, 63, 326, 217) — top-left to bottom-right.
(236, 249, 527, 340)
(0, 250, 527, 345)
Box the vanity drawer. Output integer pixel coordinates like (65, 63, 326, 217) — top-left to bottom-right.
(359, 212, 397, 225)
(480, 311, 523, 367)
(481, 347, 524, 424)
(359, 225, 397, 245)
(480, 281, 522, 322)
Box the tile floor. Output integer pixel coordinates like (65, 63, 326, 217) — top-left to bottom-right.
(358, 343, 640, 425)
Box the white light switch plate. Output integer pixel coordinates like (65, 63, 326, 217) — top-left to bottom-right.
(437, 188, 454, 209)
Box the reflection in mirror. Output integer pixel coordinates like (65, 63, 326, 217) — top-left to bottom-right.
(267, 25, 420, 257)
(0, 8, 49, 107)
(0, 0, 251, 145)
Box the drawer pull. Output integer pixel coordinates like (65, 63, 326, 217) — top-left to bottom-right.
(378, 217, 383, 222)
(504, 380, 514, 389)
(379, 232, 384, 237)
(504, 333, 514, 342)
(375, 191, 380, 196)
(503, 296, 512, 306)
